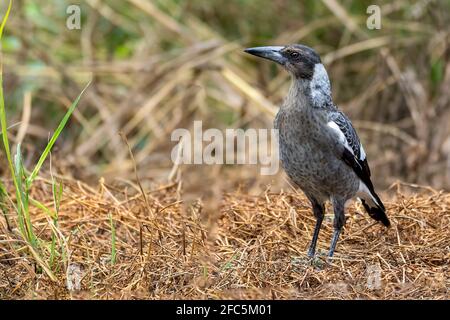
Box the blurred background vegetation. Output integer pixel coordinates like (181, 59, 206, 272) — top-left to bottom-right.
(1, 0, 450, 194)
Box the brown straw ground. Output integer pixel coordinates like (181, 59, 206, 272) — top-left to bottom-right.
(0, 179, 449, 299)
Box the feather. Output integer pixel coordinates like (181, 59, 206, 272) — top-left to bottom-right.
(328, 110, 389, 226)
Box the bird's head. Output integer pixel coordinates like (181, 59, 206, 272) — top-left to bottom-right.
(244, 44, 321, 80)
(244, 44, 332, 108)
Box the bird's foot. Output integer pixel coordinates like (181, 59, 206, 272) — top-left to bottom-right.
(326, 256, 334, 265)
(307, 250, 327, 269)
(326, 251, 343, 265)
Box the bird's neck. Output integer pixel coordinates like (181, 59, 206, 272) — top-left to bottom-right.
(309, 63, 332, 108)
(286, 63, 333, 110)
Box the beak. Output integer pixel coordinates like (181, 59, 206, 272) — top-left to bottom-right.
(244, 46, 286, 65)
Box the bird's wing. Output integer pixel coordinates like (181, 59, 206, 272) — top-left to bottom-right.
(327, 111, 384, 208)
(328, 111, 366, 162)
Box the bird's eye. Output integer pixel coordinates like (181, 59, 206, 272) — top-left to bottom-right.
(290, 51, 299, 58)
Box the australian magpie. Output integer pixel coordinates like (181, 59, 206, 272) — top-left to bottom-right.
(244, 44, 390, 258)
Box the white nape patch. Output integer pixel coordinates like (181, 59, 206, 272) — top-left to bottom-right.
(310, 63, 331, 107)
(327, 121, 354, 155)
(356, 180, 379, 206)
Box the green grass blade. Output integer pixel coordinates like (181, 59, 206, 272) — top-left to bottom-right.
(0, 0, 19, 235)
(0, 0, 28, 241)
(0, 0, 12, 40)
(14, 144, 37, 247)
(50, 175, 63, 270)
(52, 180, 63, 214)
(109, 213, 116, 265)
(30, 197, 56, 219)
(0, 0, 19, 195)
(27, 81, 91, 185)
(0, 180, 11, 230)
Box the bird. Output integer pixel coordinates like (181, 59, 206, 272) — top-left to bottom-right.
(244, 44, 390, 258)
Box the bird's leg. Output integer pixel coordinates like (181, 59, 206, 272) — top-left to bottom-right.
(328, 227, 342, 258)
(328, 197, 346, 259)
(307, 199, 324, 258)
(307, 216, 324, 257)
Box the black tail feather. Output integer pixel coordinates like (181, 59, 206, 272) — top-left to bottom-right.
(361, 199, 390, 227)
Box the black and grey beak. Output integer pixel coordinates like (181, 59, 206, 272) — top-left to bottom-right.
(244, 46, 286, 65)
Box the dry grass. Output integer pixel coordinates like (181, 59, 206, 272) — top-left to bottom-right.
(1, 178, 448, 300)
(1, 0, 450, 301)
(2, 0, 450, 191)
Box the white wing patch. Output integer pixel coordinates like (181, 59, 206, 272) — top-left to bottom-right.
(356, 181, 380, 207)
(327, 121, 354, 155)
(328, 120, 367, 161)
(359, 144, 366, 161)
(328, 117, 378, 207)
